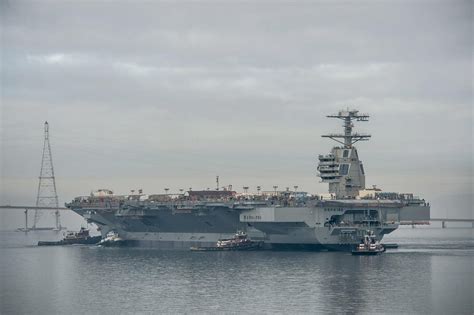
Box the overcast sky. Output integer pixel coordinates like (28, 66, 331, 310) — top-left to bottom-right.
(1, 0, 472, 228)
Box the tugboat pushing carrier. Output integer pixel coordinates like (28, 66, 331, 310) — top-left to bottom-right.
(352, 230, 386, 255)
(190, 231, 263, 251)
(38, 227, 101, 246)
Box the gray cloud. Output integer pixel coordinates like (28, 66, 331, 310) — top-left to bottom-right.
(1, 0, 472, 229)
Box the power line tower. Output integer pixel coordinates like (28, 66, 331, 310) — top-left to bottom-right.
(33, 121, 61, 230)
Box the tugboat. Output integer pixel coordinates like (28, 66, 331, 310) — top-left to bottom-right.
(190, 231, 263, 251)
(38, 227, 101, 246)
(352, 230, 385, 255)
(97, 231, 126, 247)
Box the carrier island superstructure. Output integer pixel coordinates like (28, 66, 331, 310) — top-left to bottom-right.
(67, 109, 430, 250)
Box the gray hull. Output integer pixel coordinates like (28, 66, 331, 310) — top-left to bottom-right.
(70, 199, 425, 251)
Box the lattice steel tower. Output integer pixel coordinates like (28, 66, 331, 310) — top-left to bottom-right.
(33, 121, 61, 230)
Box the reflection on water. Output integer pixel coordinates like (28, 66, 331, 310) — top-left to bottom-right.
(0, 229, 472, 314)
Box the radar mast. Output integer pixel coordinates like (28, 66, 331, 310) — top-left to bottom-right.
(322, 109, 370, 148)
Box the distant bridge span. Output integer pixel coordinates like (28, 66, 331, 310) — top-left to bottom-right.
(430, 218, 474, 222)
(430, 218, 473, 228)
(0, 205, 69, 210)
(400, 218, 473, 228)
(0, 205, 71, 231)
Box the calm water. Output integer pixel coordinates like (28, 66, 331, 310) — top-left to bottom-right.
(1, 228, 473, 314)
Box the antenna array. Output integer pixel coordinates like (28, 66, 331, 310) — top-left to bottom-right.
(322, 109, 371, 148)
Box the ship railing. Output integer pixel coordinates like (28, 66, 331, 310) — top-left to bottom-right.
(318, 154, 335, 160)
(127, 200, 303, 210)
(316, 200, 403, 208)
(116, 208, 146, 217)
(318, 161, 338, 167)
(328, 221, 398, 234)
(319, 165, 339, 170)
(71, 196, 322, 210)
(122, 200, 237, 209)
(70, 200, 121, 209)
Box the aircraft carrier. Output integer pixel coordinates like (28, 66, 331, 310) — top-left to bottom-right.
(66, 109, 430, 250)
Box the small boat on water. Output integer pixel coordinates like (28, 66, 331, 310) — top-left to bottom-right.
(352, 230, 385, 255)
(97, 231, 126, 247)
(190, 231, 263, 251)
(38, 227, 101, 246)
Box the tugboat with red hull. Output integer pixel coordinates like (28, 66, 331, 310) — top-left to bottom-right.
(352, 230, 385, 255)
(38, 227, 101, 246)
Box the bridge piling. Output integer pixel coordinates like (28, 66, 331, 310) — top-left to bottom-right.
(24, 209, 29, 232)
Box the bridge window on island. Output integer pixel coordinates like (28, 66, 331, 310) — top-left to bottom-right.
(360, 163, 365, 175)
(343, 150, 349, 158)
(339, 164, 350, 175)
